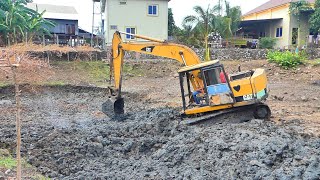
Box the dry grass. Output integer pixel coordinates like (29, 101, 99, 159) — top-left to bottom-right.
(4, 43, 101, 53)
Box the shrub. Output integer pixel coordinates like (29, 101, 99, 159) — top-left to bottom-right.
(267, 50, 305, 69)
(259, 37, 277, 49)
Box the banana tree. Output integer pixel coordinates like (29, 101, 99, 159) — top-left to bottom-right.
(25, 7, 55, 43)
(0, 0, 31, 45)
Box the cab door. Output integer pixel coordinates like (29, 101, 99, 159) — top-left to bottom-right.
(202, 67, 235, 106)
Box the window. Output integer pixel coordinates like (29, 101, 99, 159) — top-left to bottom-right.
(126, 27, 136, 39)
(148, 5, 158, 16)
(110, 25, 118, 30)
(259, 32, 266, 37)
(119, 0, 127, 5)
(276, 27, 283, 37)
(66, 24, 75, 35)
(203, 68, 225, 86)
(292, 28, 298, 45)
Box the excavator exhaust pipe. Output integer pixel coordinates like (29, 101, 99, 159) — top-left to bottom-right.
(102, 97, 124, 117)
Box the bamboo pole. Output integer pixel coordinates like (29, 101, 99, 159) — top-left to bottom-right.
(6, 54, 21, 180)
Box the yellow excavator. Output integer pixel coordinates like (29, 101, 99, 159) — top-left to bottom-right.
(102, 31, 271, 124)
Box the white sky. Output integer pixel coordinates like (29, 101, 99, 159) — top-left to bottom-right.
(32, 0, 269, 32)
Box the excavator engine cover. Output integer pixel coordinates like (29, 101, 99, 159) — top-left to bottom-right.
(102, 97, 124, 116)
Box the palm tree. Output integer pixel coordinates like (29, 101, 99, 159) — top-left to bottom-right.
(213, 1, 241, 47)
(224, 1, 241, 35)
(183, 5, 215, 61)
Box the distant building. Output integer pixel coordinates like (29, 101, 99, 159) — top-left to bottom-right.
(101, 0, 170, 45)
(26, 3, 79, 45)
(241, 0, 315, 48)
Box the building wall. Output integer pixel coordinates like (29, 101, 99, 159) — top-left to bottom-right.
(105, 0, 168, 44)
(47, 19, 79, 35)
(290, 14, 310, 47)
(243, 5, 295, 48)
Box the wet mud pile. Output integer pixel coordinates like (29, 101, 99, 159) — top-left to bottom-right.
(0, 86, 319, 179)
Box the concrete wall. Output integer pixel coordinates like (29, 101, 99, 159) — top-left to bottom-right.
(290, 14, 310, 48)
(105, 0, 168, 44)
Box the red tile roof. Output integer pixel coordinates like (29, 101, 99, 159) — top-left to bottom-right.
(244, 0, 315, 16)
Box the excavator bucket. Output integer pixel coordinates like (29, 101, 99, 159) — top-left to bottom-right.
(102, 97, 124, 117)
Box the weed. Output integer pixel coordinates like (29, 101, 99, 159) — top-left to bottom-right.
(0, 156, 16, 169)
(267, 50, 305, 69)
(260, 37, 277, 49)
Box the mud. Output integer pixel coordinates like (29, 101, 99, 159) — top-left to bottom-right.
(0, 85, 319, 179)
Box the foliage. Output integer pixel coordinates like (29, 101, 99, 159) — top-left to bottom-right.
(177, 1, 242, 60)
(0, 0, 55, 45)
(25, 8, 55, 42)
(0, 156, 16, 169)
(183, 5, 214, 61)
(168, 8, 176, 36)
(309, 0, 320, 34)
(223, 1, 241, 36)
(267, 51, 305, 69)
(289, 0, 313, 17)
(259, 37, 277, 49)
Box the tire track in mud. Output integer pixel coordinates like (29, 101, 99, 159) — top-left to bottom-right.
(0, 85, 319, 179)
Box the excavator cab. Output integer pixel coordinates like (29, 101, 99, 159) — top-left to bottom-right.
(178, 60, 271, 124)
(178, 61, 234, 111)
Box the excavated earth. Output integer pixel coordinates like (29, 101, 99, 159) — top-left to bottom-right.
(0, 84, 319, 179)
(0, 60, 320, 179)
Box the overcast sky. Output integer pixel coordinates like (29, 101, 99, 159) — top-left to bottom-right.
(32, 0, 269, 32)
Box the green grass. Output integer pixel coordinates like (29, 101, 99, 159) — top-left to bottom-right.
(0, 82, 10, 88)
(0, 154, 50, 180)
(33, 175, 51, 180)
(52, 61, 109, 83)
(0, 156, 16, 169)
(51, 61, 146, 86)
(308, 59, 320, 66)
(42, 81, 66, 86)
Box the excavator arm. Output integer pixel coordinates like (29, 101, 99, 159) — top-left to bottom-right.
(103, 31, 204, 116)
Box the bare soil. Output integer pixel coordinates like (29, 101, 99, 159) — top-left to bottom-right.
(0, 59, 319, 179)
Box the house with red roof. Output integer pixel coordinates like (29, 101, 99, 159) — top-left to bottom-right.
(241, 0, 315, 48)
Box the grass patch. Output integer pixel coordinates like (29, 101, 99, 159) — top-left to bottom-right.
(0, 156, 16, 169)
(0, 82, 10, 88)
(50, 61, 147, 86)
(52, 61, 109, 83)
(308, 59, 320, 66)
(43, 81, 66, 86)
(33, 174, 51, 180)
(267, 51, 305, 69)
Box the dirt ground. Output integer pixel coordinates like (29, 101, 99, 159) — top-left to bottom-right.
(0, 59, 319, 179)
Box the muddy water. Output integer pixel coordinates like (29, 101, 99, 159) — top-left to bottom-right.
(0, 86, 319, 179)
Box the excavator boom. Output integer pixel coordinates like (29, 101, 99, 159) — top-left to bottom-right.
(103, 31, 205, 116)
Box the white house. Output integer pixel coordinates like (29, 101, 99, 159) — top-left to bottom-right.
(101, 0, 170, 45)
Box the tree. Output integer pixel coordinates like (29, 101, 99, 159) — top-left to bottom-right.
(0, 0, 30, 45)
(183, 6, 215, 61)
(309, 0, 320, 34)
(0, 0, 54, 45)
(213, 1, 241, 46)
(25, 8, 55, 43)
(168, 8, 176, 36)
(289, 0, 313, 46)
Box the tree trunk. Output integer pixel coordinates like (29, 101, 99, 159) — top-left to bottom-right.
(205, 35, 210, 61)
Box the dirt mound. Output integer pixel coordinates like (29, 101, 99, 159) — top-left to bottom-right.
(0, 86, 319, 179)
